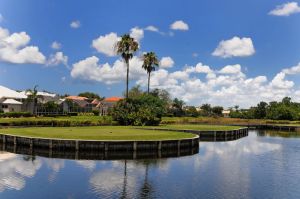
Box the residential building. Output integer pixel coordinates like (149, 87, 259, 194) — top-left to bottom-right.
(97, 97, 122, 116)
(0, 85, 27, 113)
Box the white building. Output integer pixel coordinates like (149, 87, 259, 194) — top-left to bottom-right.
(0, 85, 27, 113)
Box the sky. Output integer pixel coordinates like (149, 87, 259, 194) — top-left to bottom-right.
(0, 0, 300, 108)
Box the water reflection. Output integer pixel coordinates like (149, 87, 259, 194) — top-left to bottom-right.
(0, 130, 300, 199)
(257, 130, 300, 138)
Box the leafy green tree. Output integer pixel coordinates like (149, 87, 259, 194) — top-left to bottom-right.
(142, 52, 159, 94)
(127, 85, 144, 99)
(111, 94, 166, 126)
(212, 106, 223, 116)
(26, 85, 42, 115)
(78, 92, 102, 100)
(115, 34, 139, 99)
(185, 106, 199, 117)
(200, 104, 212, 116)
(253, 101, 268, 119)
(172, 98, 185, 117)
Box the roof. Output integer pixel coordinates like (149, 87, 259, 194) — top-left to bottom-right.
(103, 97, 123, 102)
(0, 85, 27, 99)
(2, 99, 23, 105)
(91, 99, 100, 105)
(20, 91, 57, 98)
(65, 96, 88, 101)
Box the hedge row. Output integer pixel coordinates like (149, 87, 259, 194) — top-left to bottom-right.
(0, 112, 33, 118)
(0, 118, 115, 127)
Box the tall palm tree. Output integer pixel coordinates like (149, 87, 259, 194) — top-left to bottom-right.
(142, 52, 159, 94)
(115, 34, 139, 99)
(26, 85, 40, 115)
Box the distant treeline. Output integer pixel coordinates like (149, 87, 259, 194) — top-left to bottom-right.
(230, 97, 300, 120)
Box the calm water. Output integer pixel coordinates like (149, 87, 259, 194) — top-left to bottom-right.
(0, 130, 300, 199)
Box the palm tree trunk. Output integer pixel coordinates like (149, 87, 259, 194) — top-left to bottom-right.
(147, 72, 151, 94)
(126, 60, 129, 99)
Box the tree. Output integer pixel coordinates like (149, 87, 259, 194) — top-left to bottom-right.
(253, 101, 268, 119)
(26, 85, 42, 115)
(112, 94, 166, 126)
(115, 34, 139, 99)
(212, 106, 223, 116)
(127, 85, 144, 99)
(142, 52, 159, 94)
(186, 106, 199, 117)
(171, 98, 185, 117)
(78, 92, 102, 100)
(200, 104, 212, 116)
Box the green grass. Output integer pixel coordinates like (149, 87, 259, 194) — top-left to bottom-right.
(0, 126, 196, 141)
(143, 124, 243, 131)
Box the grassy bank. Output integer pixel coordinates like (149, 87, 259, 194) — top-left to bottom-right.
(0, 126, 196, 141)
(142, 124, 243, 131)
(161, 117, 300, 126)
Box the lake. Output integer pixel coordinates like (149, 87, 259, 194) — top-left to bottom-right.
(0, 129, 300, 199)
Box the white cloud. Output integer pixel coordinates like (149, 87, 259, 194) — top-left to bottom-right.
(212, 36, 255, 58)
(70, 20, 81, 28)
(145, 25, 159, 32)
(271, 72, 294, 89)
(130, 26, 144, 42)
(92, 32, 119, 57)
(160, 56, 174, 68)
(51, 41, 61, 50)
(185, 63, 213, 74)
(71, 53, 300, 108)
(71, 55, 145, 84)
(192, 53, 198, 57)
(0, 27, 46, 64)
(282, 62, 300, 74)
(219, 64, 242, 74)
(170, 20, 189, 31)
(269, 2, 300, 16)
(46, 51, 68, 66)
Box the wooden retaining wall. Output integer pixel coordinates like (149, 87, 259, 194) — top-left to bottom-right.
(137, 127, 249, 142)
(0, 134, 199, 153)
(0, 142, 199, 160)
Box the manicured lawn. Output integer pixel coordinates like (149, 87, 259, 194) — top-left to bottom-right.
(143, 124, 243, 131)
(0, 126, 195, 141)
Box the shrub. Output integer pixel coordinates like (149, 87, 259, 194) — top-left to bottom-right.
(0, 112, 33, 118)
(67, 112, 78, 116)
(78, 112, 94, 116)
(111, 94, 166, 126)
(92, 110, 100, 116)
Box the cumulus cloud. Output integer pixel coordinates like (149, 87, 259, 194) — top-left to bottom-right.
(271, 72, 294, 89)
(71, 51, 300, 107)
(282, 62, 300, 74)
(269, 2, 300, 16)
(92, 32, 119, 57)
(130, 26, 144, 42)
(212, 36, 255, 58)
(145, 25, 159, 32)
(51, 41, 61, 50)
(71, 55, 145, 84)
(170, 20, 189, 31)
(70, 20, 81, 28)
(46, 51, 68, 67)
(160, 56, 174, 68)
(0, 27, 46, 64)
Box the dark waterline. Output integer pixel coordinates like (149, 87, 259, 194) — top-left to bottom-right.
(0, 130, 300, 199)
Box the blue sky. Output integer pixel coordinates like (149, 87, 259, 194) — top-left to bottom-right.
(0, 0, 300, 107)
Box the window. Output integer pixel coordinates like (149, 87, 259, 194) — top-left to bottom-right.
(2, 105, 8, 109)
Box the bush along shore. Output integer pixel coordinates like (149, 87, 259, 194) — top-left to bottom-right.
(0, 116, 115, 127)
